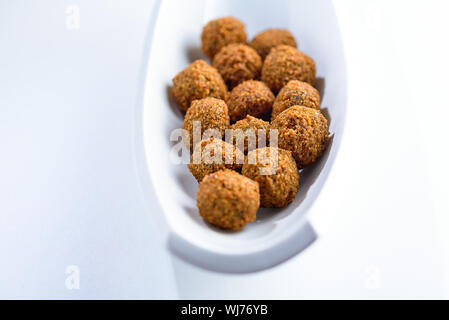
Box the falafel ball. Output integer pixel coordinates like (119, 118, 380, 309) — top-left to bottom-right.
(242, 147, 299, 207)
(172, 60, 227, 113)
(261, 45, 316, 93)
(197, 169, 260, 230)
(226, 80, 274, 122)
(229, 115, 270, 154)
(212, 44, 262, 89)
(188, 137, 244, 182)
(182, 97, 230, 151)
(201, 17, 247, 59)
(271, 80, 320, 121)
(271, 106, 329, 168)
(249, 29, 297, 60)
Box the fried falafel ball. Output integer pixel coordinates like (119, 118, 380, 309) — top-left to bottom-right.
(172, 60, 227, 113)
(226, 80, 274, 122)
(249, 29, 297, 60)
(182, 97, 230, 151)
(261, 45, 316, 94)
(242, 147, 299, 207)
(271, 106, 329, 168)
(229, 115, 270, 154)
(188, 137, 244, 182)
(212, 44, 262, 90)
(197, 169, 260, 230)
(201, 17, 247, 59)
(271, 80, 320, 121)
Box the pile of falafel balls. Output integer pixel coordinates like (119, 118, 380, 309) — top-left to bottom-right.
(172, 17, 329, 231)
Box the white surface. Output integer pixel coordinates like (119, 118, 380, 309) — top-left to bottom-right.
(0, 0, 448, 299)
(0, 0, 177, 299)
(142, 0, 346, 273)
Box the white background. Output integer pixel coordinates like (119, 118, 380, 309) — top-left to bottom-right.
(1, 0, 449, 299)
(0, 0, 177, 299)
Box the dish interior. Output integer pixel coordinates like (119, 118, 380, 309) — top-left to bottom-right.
(143, 0, 346, 256)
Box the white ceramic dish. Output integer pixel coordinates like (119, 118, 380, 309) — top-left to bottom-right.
(142, 0, 346, 273)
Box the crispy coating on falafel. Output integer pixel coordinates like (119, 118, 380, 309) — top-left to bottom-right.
(249, 29, 297, 60)
(172, 60, 227, 113)
(261, 45, 316, 93)
(201, 17, 247, 59)
(213, 44, 262, 90)
(271, 80, 320, 121)
(182, 97, 230, 151)
(271, 106, 329, 168)
(188, 137, 244, 182)
(197, 169, 260, 230)
(229, 115, 270, 154)
(242, 147, 299, 208)
(226, 80, 274, 122)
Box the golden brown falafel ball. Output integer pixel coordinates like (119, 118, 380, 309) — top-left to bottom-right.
(172, 60, 227, 113)
(182, 97, 230, 151)
(226, 80, 274, 122)
(188, 137, 244, 182)
(229, 115, 270, 154)
(197, 169, 259, 230)
(201, 17, 247, 59)
(261, 45, 316, 93)
(242, 147, 299, 207)
(212, 44, 262, 90)
(271, 80, 321, 121)
(249, 29, 297, 60)
(271, 106, 329, 168)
